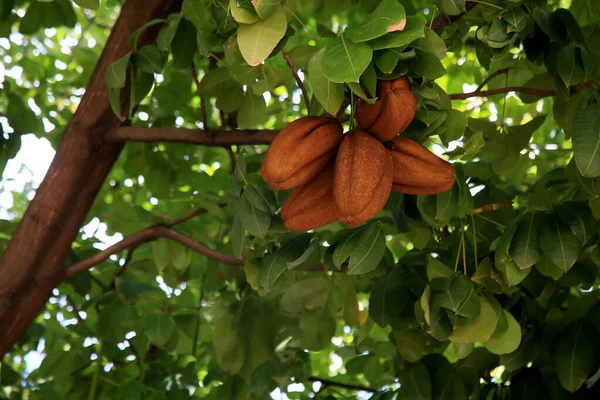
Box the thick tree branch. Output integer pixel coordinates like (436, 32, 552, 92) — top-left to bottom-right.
(282, 48, 311, 113)
(0, 0, 184, 356)
(449, 87, 557, 100)
(105, 126, 278, 145)
(308, 377, 376, 393)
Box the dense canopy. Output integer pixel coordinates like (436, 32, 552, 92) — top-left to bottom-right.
(2, 0, 600, 399)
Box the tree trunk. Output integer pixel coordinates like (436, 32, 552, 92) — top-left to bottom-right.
(0, 0, 182, 355)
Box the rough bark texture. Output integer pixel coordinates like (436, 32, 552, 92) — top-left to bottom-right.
(0, 0, 182, 355)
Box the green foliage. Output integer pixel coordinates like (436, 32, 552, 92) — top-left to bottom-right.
(4, 0, 600, 399)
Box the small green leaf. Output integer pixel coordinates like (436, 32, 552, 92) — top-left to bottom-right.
(435, 188, 456, 221)
(426, 256, 453, 281)
(408, 49, 446, 79)
(144, 313, 176, 347)
(557, 44, 586, 87)
(509, 211, 541, 269)
(368, 15, 426, 50)
(238, 6, 287, 66)
(573, 104, 600, 177)
(287, 45, 320, 70)
(237, 92, 267, 129)
(105, 53, 132, 88)
(439, 0, 465, 16)
(345, 0, 406, 42)
(287, 239, 319, 270)
(411, 27, 446, 59)
(133, 45, 167, 74)
(347, 223, 387, 275)
(74, 0, 99, 10)
(402, 362, 432, 400)
(260, 235, 312, 289)
(484, 310, 522, 355)
(157, 14, 182, 51)
(198, 68, 233, 96)
(231, 215, 246, 259)
(152, 238, 170, 269)
(333, 228, 365, 269)
(308, 49, 345, 115)
(230, 0, 260, 24)
(254, 0, 281, 20)
(239, 193, 271, 238)
(449, 296, 498, 343)
(171, 18, 197, 70)
(322, 33, 373, 83)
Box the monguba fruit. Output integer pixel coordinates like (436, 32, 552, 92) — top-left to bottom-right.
(281, 164, 337, 232)
(333, 130, 393, 227)
(261, 116, 343, 190)
(355, 76, 417, 142)
(389, 137, 455, 194)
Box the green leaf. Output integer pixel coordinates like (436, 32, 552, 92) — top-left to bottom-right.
(426, 256, 453, 281)
(213, 307, 246, 373)
(237, 92, 267, 129)
(345, 0, 406, 43)
(370, 267, 414, 327)
(144, 313, 176, 347)
(573, 104, 600, 177)
(484, 310, 522, 355)
(153, 238, 170, 269)
(250, 360, 286, 395)
(287, 239, 319, 270)
(198, 68, 232, 96)
(280, 278, 332, 313)
(308, 48, 345, 115)
(74, 0, 99, 10)
(449, 296, 498, 343)
(171, 18, 197, 70)
(287, 44, 320, 70)
(555, 323, 598, 392)
(332, 228, 365, 269)
(133, 45, 167, 74)
(557, 44, 586, 87)
(408, 49, 446, 79)
(230, 0, 260, 24)
(502, 260, 531, 286)
(411, 27, 446, 59)
(321, 33, 373, 83)
(244, 179, 277, 214)
(509, 212, 541, 269)
(239, 193, 271, 238)
(254, 0, 281, 20)
(157, 14, 182, 51)
(260, 235, 312, 289)
(238, 6, 287, 66)
(231, 215, 246, 259)
(169, 241, 190, 271)
(402, 362, 432, 400)
(433, 273, 480, 318)
(439, 0, 465, 16)
(374, 47, 405, 74)
(435, 188, 456, 221)
(216, 81, 245, 112)
(393, 330, 427, 362)
(105, 53, 132, 88)
(443, 109, 467, 143)
(347, 223, 387, 275)
(299, 295, 337, 350)
(368, 15, 426, 50)
(539, 213, 582, 273)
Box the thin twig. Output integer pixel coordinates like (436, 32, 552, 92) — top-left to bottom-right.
(461, 219, 467, 275)
(471, 214, 478, 267)
(281, 48, 311, 114)
(449, 87, 556, 100)
(472, 201, 513, 214)
(307, 377, 376, 393)
(475, 68, 511, 92)
(190, 62, 208, 130)
(192, 272, 206, 357)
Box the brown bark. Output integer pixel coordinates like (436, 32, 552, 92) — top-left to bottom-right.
(0, 0, 182, 355)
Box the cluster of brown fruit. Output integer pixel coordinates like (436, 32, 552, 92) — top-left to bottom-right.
(261, 76, 455, 232)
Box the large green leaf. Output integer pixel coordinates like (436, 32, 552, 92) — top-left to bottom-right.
(449, 296, 498, 343)
(509, 211, 541, 269)
(144, 313, 176, 347)
(573, 104, 600, 177)
(238, 6, 287, 66)
(345, 0, 406, 43)
(539, 213, 582, 273)
(407, 49, 446, 79)
(557, 44, 586, 87)
(259, 235, 312, 289)
(347, 223, 386, 275)
(483, 310, 522, 355)
(555, 323, 598, 392)
(308, 48, 345, 115)
(411, 27, 446, 59)
(321, 33, 373, 83)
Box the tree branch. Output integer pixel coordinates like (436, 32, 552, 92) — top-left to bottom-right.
(105, 127, 278, 146)
(308, 377, 376, 393)
(67, 203, 236, 278)
(282, 48, 311, 114)
(449, 87, 557, 100)
(475, 68, 512, 92)
(67, 225, 243, 277)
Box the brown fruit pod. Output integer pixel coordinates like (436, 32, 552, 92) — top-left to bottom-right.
(355, 76, 417, 142)
(261, 116, 343, 190)
(333, 130, 393, 227)
(281, 164, 337, 232)
(389, 137, 455, 195)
